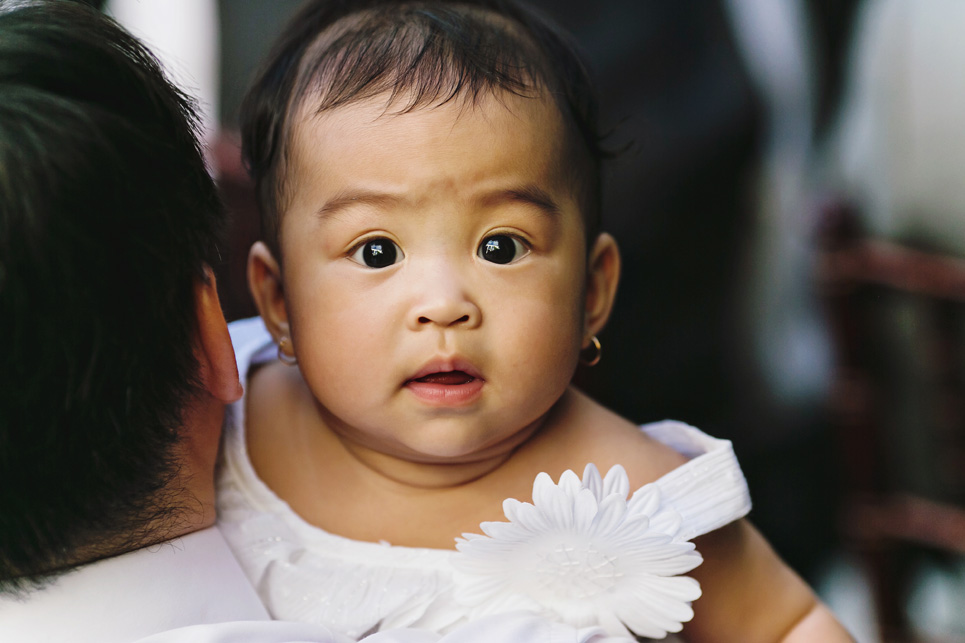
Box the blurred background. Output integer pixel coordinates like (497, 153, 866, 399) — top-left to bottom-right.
(82, 0, 965, 640)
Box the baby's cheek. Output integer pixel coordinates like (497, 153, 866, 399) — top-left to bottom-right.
(506, 306, 581, 371)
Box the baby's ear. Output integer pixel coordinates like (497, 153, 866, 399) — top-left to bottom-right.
(247, 241, 290, 341)
(583, 232, 620, 340)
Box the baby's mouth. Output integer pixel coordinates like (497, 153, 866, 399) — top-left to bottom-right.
(405, 365, 484, 405)
(411, 371, 476, 385)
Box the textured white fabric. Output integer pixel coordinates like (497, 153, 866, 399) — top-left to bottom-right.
(218, 317, 752, 639)
(0, 525, 344, 643)
(0, 521, 618, 643)
(361, 613, 624, 643)
(135, 613, 618, 643)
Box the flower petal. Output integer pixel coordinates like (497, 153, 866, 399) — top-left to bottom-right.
(628, 575, 701, 611)
(451, 465, 707, 640)
(609, 593, 674, 639)
(558, 469, 583, 500)
(581, 463, 603, 500)
(512, 499, 552, 533)
(532, 474, 573, 528)
(453, 572, 507, 604)
(616, 577, 700, 637)
(571, 488, 600, 532)
(620, 542, 703, 576)
(532, 471, 555, 499)
(649, 507, 683, 536)
(602, 514, 653, 549)
(601, 465, 630, 500)
(596, 610, 633, 639)
(478, 520, 524, 541)
(502, 497, 523, 523)
(627, 483, 661, 517)
(616, 595, 687, 639)
(588, 493, 628, 537)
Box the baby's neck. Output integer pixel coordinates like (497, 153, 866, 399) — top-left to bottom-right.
(330, 422, 543, 490)
(299, 400, 569, 548)
(246, 363, 580, 547)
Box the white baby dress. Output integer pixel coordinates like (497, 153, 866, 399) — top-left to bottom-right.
(216, 318, 752, 640)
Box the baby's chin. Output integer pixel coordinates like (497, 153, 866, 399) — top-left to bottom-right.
(339, 430, 534, 488)
(381, 436, 521, 467)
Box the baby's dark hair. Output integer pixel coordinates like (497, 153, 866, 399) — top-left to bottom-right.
(241, 0, 604, 258)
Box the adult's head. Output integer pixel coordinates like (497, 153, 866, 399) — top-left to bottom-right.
(0, 0, 240, 592)
(241, 0, 604, 262)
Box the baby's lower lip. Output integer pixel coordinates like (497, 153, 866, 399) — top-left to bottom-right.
(405, 371, 484, 405)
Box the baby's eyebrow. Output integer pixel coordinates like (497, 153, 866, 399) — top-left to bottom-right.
(315, 190, 402, 219)
(476, 185, 562, 218)
(314, 185, 562, 219)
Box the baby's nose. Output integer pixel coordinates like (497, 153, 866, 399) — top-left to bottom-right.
(407, 268, 481, 330)
(410, 296, 481, 329)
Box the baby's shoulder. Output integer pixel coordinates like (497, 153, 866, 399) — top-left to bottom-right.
(527, 388, 690, 491)
(519, 388, 753, 543)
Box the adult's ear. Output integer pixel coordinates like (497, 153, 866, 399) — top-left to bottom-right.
(247, 241, 291, 351)
(194, 268, 243, 403)
(583, 232, 620, 346)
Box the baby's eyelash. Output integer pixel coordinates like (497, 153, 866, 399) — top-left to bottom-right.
(478, 233, 530, 264)
(348, 236, 404, 268)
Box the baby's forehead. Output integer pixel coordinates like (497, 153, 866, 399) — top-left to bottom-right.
(289, 87, 570, 158)
(282, 89, 585, 224)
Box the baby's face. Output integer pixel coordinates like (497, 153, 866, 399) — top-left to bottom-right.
(277, 90, 590, 464)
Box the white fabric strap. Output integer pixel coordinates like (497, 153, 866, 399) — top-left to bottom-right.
(642, 420, 753, 541)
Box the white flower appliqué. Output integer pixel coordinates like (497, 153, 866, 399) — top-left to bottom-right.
(452, 464, 703, 639)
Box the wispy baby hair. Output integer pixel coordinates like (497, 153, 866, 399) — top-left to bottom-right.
(241, 0, 603, 258)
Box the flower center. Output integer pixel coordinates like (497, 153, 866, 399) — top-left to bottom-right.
(530, 540, 623, 600)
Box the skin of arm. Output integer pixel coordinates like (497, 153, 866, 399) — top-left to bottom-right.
(681, 519, 854, 642)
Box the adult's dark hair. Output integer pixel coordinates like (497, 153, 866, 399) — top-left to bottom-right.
(0, 0, 224, 591)
(241, 0, 603, 259)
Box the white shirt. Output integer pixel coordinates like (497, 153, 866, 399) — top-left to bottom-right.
(0, 526, 618, 643)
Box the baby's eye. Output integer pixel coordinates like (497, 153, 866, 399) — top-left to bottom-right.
(349, 238, 403, 268)
(478, 234, 529, 264)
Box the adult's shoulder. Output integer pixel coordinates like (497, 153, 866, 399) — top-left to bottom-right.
(134, 621, 351, 643)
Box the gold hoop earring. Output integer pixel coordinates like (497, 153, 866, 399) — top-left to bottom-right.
(277, 336, 297, 366)
(580, 335, 602, 367)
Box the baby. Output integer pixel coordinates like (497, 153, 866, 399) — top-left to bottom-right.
(217, 1, 852, 641)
